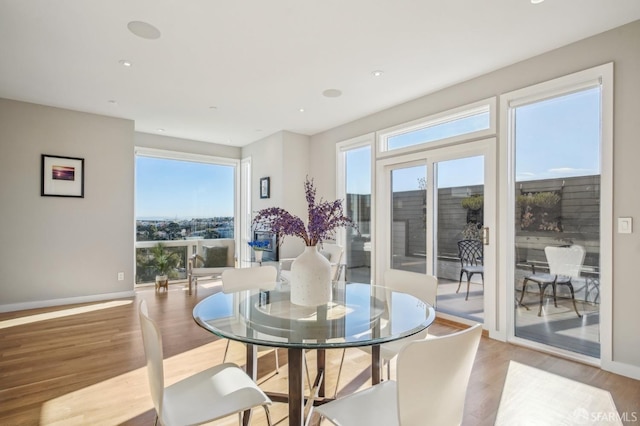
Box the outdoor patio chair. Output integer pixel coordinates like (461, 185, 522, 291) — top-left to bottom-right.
(518, 244, 585, 317)
(187, 238, 235, 294)
(457, 239, 484, 301)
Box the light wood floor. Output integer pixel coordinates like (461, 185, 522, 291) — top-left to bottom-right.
(1, 282, 638, 425)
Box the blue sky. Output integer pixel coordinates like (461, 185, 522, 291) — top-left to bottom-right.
(136, 87, 600, 218)
(136, 157, 234, 219)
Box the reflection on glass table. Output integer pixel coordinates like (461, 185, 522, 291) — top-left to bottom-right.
(193, 281, 436, 426)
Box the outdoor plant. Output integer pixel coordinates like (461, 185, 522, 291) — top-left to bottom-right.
(517, 191, 562, 232)
(517, 191, 561, 209)
(149, 243, 181, 278)
(461, 195, 483, 211)
(252, 177, 357, 246)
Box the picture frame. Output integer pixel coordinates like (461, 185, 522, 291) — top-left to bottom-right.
(41, 154, 85, 198)
(260, 177, 270, 199)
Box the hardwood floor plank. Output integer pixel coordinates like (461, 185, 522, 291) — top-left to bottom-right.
(0, 283, 638, 425)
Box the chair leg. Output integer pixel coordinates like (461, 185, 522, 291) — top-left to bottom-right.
(274, 348, 280, 373)
(519, 278, 529, 306)
(552, 282, 558, 307)
(386, 359, 391, 380)
(456, 270, 465, 293)
(263, 404, 273, 426)
(303, 350, 312, 391)
(538, 283, 547, 317)
(465, 275, 472, 301)
(567, 283, 582, 318)
(223, 340, 230, 363)
(333, 349, 347, 398)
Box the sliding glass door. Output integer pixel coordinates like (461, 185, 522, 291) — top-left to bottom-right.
(376, 140, 495, 325)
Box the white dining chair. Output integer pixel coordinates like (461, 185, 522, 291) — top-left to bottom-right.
(221, 266, 280, 373)
(138, 299, 273, 426)
(351, 269, 438, 381)
(316, 323, 482, 426)
(221, 265, 313, 389)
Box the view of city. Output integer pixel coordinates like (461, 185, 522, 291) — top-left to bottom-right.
(136, 217, 234, 241)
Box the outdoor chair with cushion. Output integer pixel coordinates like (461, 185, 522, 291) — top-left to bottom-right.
(187, 238, 235, 294)
(518, 244, 585, 317)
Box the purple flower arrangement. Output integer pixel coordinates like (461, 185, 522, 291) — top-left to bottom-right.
(252, 177, 356, 247)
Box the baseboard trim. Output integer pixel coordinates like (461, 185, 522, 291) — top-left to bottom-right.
(435, 315, 489, 337)
(602, 360, 640, 381)
(0, 291, 136, 313)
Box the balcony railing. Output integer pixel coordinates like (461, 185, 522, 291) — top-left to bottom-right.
(135, 239, 230, 285)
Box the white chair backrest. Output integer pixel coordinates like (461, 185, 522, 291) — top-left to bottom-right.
(396, 324, 482, 426)
(221, 265, 278, 293)
(319, 243, 344, 280)
(383, 269, 438, 306)
(545, 245, 585, 278)
(138, 300, 165, 416)
(196, 238, 236, 267)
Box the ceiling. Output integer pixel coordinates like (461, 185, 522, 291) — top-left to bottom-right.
(1, 1, 639, 147)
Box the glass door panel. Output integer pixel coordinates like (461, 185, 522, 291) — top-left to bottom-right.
(377, 139, 494, 326)
(513, 87, 601, 358)
(434, 156, 485, 322)
(390, 165, 427, 273)
(344, 146, 372, 283)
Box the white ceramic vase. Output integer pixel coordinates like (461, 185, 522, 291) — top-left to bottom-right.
(290, 245, 332, 306)
(253, 249, 263, 263)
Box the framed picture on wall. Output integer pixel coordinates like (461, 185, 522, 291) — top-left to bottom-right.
(260, 177, 270, 199)
(41, 154, 85, 198)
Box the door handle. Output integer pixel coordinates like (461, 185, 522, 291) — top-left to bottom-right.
(482, 227, 489, 245)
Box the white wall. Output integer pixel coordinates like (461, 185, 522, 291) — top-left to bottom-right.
(242, 130, 310, 258)
(309, 21, 640, 373)
(0, 99, 135, 311)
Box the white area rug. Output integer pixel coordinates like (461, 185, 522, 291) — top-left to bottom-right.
(495, 361, 622, 425)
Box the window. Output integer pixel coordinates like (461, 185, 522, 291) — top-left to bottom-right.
(378, 98, 495, 155)
(501, 63, 613, 361)
(134, 148, 238, 285)
(337, 135, 373, 283)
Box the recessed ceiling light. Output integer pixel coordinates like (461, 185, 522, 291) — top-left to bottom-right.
(299, 108, 305, 113)
(531, 0, 544, 3)
(209, 106, 218, 110)
(119, 60, 132, 67)
(322, 89, 342, 98)
(372, 70, 384, 77)
(108, 100, 118, 105)
(157, 128, 165, 132)
(127, 21, 161, 40)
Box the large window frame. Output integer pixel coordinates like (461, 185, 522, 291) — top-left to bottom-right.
(498, 63, 613, 367)
(134, 147, 241, 284)
(336, 133, 375, 281)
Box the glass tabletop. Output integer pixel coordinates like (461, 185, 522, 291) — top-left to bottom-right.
(193, 281, 436, 350)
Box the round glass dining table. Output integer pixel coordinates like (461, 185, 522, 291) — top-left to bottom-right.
(193, 281, 436, 426)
